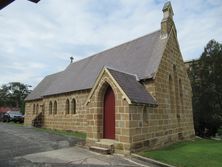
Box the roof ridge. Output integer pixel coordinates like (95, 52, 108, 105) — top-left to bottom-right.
(46, 70, 63, 77)
(67, 29, 161, 69)
(105, 66, 139, 81)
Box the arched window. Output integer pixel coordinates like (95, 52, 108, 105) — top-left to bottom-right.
(53, 101, 57, 115)
(173, 65, 180, 116)
(169, 75, 174, 113)
(173, 65, 180, 119)
(71, 98, 76, 114)
(66, 99, 70, 114)
(33, 104, 35, 115)
(36, 104, 39, 114)
(179, 79, 183, 113)
(42, 103, 45, 113)
(49, 101, 52, 115)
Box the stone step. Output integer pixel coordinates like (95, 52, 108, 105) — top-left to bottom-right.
(90, 139, 116, 154)
(89, 146, 112, 154)
(96, 141, 114, 148)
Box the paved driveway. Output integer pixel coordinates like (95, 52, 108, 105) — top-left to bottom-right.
(0, 123, 146, 167)
(0, 122, 83, 166)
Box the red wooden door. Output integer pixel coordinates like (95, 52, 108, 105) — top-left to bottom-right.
(103, 86, 115, 139)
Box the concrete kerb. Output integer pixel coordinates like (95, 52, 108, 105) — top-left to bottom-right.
(131, 154, 176, 167)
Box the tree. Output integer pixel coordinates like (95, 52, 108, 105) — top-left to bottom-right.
(188, 40, 222, 137)
(0, 82, 32, 114)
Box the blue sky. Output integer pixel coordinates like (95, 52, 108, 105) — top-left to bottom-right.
(0, 0, 221, 88)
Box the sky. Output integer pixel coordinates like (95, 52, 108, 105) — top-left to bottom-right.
(0, 0, 222, 88)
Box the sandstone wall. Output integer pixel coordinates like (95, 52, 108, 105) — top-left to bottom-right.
(129, 30, 195, 152)
(85, 71, 131, 154)
(24, 90, 90, 132)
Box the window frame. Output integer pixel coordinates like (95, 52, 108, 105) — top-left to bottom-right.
(65, 99, 70, 115)
(49, 101, 52, 115)
(71, 98, 76, 114)
(53, 101, 57, 115)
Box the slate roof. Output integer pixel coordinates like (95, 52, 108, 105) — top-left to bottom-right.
(26, 29, 167, 101)
(26, 72, 62, 100)
(107, 68, 157, 105)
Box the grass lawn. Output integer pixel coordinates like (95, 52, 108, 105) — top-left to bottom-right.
(7, 122, 87, 140)
(140, 138, 222, 167)
(36, 128, 87, 140)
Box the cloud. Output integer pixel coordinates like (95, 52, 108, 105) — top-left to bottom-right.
(172, 0, 222, 59)
(0, 0, 221, 88)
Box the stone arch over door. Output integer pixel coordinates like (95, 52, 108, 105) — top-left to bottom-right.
(95, 79, 118, 140)
(86, 70, 129, 142)
(103, 85, 115, 139)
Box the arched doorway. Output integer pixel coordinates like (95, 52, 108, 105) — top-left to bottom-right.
(103, 85, 115, 139)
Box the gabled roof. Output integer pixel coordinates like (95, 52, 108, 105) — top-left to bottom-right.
(85, 67, 157, 105)
(26, 29, 167, 101)
(107, 68, 157, 105)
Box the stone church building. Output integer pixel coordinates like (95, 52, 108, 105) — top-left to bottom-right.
(25, 2, 195, 154)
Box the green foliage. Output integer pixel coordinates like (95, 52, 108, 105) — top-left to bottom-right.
(140, 139, 222, 167)
(0, 82, 32, 114)
(188, 40, 222, 137)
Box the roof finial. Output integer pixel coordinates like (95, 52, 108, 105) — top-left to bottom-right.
(162, 1, 174, 19)
(161, 1, 175, 38)
(70, 56, 74, 63)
